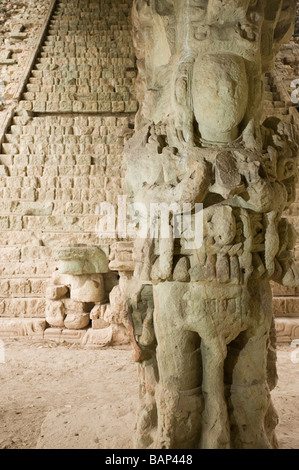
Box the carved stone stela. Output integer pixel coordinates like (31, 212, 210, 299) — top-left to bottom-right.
(114, 1, 298, 449)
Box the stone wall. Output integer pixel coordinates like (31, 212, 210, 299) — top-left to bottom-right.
(0, 0, 136, 345)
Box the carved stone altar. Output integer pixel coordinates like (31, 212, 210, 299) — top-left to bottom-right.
(113, 0, 298, 449)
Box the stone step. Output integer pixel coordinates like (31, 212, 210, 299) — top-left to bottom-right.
(24, 84, 135, 95)
(43, 35, 133, 46)
(0, 297, 46, 318)
(16, 99, 137, 114)
(273, 296, 299, 317)
(0, 316, 295, 345)
(47, 25, 130, 32)
(0, 200, 104, 217)
(0, 201, 54, 216)
(33, 63, 136, 75)
(13, 114, 133, 125)
(24, 82, 135, 94)
(21, 214, 102, 232)
(0, 230, 101, 248)
(271, 282, 299, 297)
(0, 318, 115, 346)
(275, 317, 299, 342)
(0, 174, 117, 190)
(40, 47, 135, 56)
(28, 75, 135, 88)
(29, 70, 135, 86)
(0, 261, 57, 276)
(21, 90, 133, 103)
(0, 186, 108, 203)
(30, 67, 136, 79)
(4, 132, 127, 145)
(0, 318, 47, 339)
(0, 154, 107, 167)
(2, 146, 125, 157)
(36, 56, 135, 65)
(0, 213, 106, 233)
(1, 142, 128, 156)
(1, 164, 106, 177)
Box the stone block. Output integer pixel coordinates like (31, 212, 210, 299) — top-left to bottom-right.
(92, 318, 110, 329)
(271, 282, 296, 296)
(111, 323, 131, 345)
(0, 298, 46, 318)
(46, 285, 69, 300)
(125, 100, 138, 112)
(286, 297, 299, 316)
(80, 326, 113, 348)
(90, 303, 107, 320)
(62, 298, 94, 313)
(275, 318, 299, 342)
(0, 318, 46, 339)
(44, 327, 63, 342)
(56, 246, 109, 274)
(272, 297, 286, 316)
(30, 279, 47, 297)
(64, 313, 90, 330)
(112, 101, 125, 113)
(45, 300, 65, 328)
(8, 279, 31, 297)
(69, 274, 106, 303)
(61, 328, 87, 344)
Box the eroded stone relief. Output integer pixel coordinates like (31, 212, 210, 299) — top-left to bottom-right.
(110, 0, 299, 449)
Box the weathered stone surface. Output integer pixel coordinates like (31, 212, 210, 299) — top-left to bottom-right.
(0, 0, 135, 331)
(90, 304, 110, 329)
(44, 327, 63, 342)
(45, 300, 65, 328)
(92, 318, 110, 330)
(0, 298, 46, 318)
(109, 242, 135, 272)
(61, 328, 87, 344)
(64, 313, 90, 330)
(111, 324, 131, 346)
(120, 0, 298, 450)
(90, 303, 107, 321)
(275, 318, 299, 342)
(62, 299, 94, 314)
(0, 318, 46, 338)
(80, 326, 113, 348)
(69, 274, 106, 303)
(57, 246, 109, 275)
(46, 285, 68, 301)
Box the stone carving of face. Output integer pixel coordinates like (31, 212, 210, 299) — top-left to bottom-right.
(192, 54, 248, 143)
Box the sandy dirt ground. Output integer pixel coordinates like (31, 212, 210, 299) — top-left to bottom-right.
(0, 339, 298, 450)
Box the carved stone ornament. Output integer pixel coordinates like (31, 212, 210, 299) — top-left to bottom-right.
(114, 0, 298, 449)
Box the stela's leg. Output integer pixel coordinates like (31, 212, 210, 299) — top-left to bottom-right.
(225, 280, 275, 449)
(200, 338, 230, 449)
(153, 283, 203, 449)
